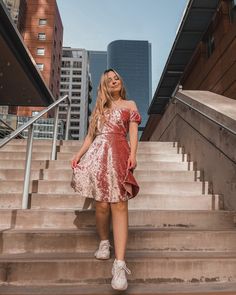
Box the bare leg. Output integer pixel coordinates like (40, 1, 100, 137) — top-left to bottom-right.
(95, 201, 111, 240)
(110, 201, 128, 260)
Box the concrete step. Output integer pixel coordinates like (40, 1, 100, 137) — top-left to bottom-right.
(41, 169, 199, 182)
(0, 145, 56, 152)
(0, 209, 234, 229)
(0, 282, 236, 295)
(60, 141, 179, 147)
(0, 160, 46, 169)
(46, 160, 194, 170)
(0, 170, 41, 181)
(2, 228, 236, 254)
(1, 139, 62, 146)
(28, 194, 218, 210)
(0, 151, 51, 160)
(57, 152, 187, 162)
(0, 251, 236, 284)
(35, 180, 206, 195)
(0, 181, 35, 193)
(59, 145, 183, 154)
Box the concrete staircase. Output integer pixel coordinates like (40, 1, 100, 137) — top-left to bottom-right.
(0, 139, 236, 294)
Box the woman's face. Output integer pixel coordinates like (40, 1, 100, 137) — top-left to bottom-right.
(106, 71, 122, 95)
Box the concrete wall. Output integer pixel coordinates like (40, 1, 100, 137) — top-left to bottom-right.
(150, 90, 236, 210)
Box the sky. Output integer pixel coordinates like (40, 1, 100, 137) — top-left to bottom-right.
(57, 0, 189, 96)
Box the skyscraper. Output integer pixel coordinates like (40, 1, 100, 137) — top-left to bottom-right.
(88, 51, 107, 110)
(59, 47, 92, 140)
(107, 40, 152, 133)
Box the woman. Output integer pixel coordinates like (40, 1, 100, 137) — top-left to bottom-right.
(71, 68, 141, 290)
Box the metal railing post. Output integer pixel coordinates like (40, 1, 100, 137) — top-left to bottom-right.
(51, 105, 59, 160)
(22, 124, 34, 209)
(65, 100, 71, 140)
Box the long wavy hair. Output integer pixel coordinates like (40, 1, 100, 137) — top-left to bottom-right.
(88, 68, 127, 139)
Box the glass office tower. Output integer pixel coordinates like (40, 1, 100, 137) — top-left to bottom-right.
(107, 40, 152, 135)
(88, 51, 107, 110)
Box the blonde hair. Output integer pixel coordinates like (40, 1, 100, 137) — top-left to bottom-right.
(88, 69, 127, 139)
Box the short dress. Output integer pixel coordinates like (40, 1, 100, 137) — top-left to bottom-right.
(71, 107, 142, 203)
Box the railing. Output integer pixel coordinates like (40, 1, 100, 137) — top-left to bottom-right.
(0, 95, 71, 209)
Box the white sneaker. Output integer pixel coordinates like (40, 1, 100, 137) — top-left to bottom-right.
(94, 240, 111, 260)
(111, 259, 131, 290)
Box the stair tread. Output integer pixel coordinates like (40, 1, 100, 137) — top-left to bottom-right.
(0, 282, 236, 294)
(1, 251, 236, 261)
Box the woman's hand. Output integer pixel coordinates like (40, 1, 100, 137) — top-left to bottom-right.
(127, 154, 137, 170)
(71, 154, 81, 169)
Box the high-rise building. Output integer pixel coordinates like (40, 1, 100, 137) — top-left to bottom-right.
(107, 40, 152, 134)
(59, 47, 92, 140)
(2, 0, 26, 33)
(8, 0, 63, 117)
(88, 51, 107, 110)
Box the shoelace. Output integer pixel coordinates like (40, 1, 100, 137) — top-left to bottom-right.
(113, 263, 131, 279)
(99, 242, 112, 251)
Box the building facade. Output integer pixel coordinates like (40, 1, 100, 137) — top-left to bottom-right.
(8, 0, 63, 117)
(59, 47, 92, 140)
(180, 0, 236, 100)
(107, 40, 152, 135)
(88, 50, 107, 110)
(2, 0, 26, 33)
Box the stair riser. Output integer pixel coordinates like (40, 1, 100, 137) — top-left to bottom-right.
(0, 182, 34, 194)
(41, 170, 198, 182)
(0, 171, 41, 181)
(0, 259, 236, 284)
(0, 161, 46, 169)
(0, 146, 54, 152)
(46, 162, 193, 171)
(35, 181, 204, 195)
(60, 147, 183, 154)
(0, 210, 234, 229)
(0, 153, 51, 160)
(2, 231, 236, 254)
(57, 153, 186, 162)
(28, 196, 217, 211)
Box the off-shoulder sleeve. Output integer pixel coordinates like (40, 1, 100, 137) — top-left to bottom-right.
(130, 110, 142, 125)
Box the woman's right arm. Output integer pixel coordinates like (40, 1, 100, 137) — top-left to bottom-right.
(71, 134, 93, 168)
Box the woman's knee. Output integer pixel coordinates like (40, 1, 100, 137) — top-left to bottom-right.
(111, 201, 128, 212)
(96, 201, 110, 214)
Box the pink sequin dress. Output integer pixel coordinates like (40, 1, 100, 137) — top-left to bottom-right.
(71, 107, 142, 203)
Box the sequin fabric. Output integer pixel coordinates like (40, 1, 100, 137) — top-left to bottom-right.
(71, 107, 142, 203)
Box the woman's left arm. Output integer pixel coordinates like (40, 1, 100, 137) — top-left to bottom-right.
(128, 101, 139, 170)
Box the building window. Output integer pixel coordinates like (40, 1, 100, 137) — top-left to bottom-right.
(37, 48, 45, 55)
(61, 84, 69, 89)
(38, 33, 46, 40)
(72, 85, 81, 90)
(61, 77, 70, 82)
(72, 77, 81, 83)
(73, 70, 82, 75)
(72, 92, 81, 97)
(39, 19, 47, 25)
(62, 61, 71, 68)
(73, 61, 82, 68)
(36, 63, 44, 71)
(61, 70, 70, 75)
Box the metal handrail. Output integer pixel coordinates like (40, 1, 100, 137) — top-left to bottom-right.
(0, 118, 24, 138)
(0, 94, 71, 209)
(174, 91, 236, 136)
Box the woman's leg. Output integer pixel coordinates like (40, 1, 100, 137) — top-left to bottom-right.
(95, 201, 111, 240)
(110, 201, 128, 260)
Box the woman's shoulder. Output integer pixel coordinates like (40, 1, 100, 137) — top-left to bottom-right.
(125, 100, 138, 111)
